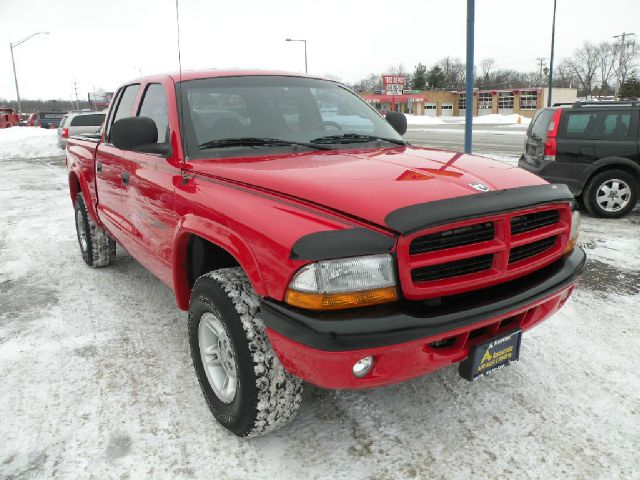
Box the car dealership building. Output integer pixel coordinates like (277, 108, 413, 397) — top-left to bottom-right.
(360, 77, 577, 118)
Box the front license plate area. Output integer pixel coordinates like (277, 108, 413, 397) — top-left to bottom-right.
(459, 330, 522, 381)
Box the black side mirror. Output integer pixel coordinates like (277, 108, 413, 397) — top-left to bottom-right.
(386, 111, 407, 136)
(111, 116, 170, 156)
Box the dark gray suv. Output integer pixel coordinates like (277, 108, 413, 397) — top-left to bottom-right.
(519, 101, 639, 218)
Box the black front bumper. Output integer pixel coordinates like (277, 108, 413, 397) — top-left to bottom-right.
(518, 155, 597, 196)
(261, 248, 586, 351)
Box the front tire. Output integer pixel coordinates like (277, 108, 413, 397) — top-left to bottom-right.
(583, 169, 638, 218)
(74, 193, 116, 267)
(188, 268, 303, 437)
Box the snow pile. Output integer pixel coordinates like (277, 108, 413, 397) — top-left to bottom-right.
(472, 114, 531, 126)
(405, 114, 445, 126)
(0, 127, 61, 160)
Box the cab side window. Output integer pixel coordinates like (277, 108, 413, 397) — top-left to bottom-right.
(107, 84, 140, 142)
(138, 84, 169, 143)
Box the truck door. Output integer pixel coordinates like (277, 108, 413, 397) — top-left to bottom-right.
(95, 84, 140, 243)
(119, 82, 179, 287)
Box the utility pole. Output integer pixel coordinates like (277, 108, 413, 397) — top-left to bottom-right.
(464, 0, 474, 154)
(547, 0, 557, 106)
(536, 58, 547, 86)
(613, 32, 636, 100)
(72, 80, 79, 111)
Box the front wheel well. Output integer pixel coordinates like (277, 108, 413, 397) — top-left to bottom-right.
(187, 235, 240, 292)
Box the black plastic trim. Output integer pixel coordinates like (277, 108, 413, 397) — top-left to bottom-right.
(262, 247, 586, 351)
(384, 184, 574, 235)
(290, 228, 395, 261)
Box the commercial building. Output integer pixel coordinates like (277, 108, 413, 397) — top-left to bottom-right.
(361, 86, 577, 118)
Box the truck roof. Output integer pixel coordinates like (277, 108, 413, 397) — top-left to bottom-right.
(124, 69, 332, 84)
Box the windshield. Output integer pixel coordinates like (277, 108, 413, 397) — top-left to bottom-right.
(179, 76, 403, 158)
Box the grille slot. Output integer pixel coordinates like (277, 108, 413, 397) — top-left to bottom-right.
(511, 209, 559, 235)
(412, 254, 494, 283)
(509, 236, 557, 264)
(410, 222, 494, 255)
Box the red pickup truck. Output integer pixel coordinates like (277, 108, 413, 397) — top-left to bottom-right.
(66, 70, 585, 437)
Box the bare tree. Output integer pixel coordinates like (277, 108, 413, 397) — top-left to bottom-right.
(480, 58, 496, 78)
(565, 42, 600, 95)
(613, 35, 638, 94)
(596, 41, 617, 95)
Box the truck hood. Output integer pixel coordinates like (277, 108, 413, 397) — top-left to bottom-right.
(191, 146, 547, 230)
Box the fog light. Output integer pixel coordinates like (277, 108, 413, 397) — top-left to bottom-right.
(352, 356, 374, 378)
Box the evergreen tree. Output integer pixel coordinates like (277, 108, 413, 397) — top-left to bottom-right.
(411, 63, 427, 90)
(426, 66, 446, 89)
(619, 76, 640, 99)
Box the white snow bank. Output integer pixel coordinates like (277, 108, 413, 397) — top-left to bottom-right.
(405, 114, 445, 125)
(0, 127, 61, 160)
(473, 114, 531, 125)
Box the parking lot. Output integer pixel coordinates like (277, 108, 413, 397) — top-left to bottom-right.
(0, 129, 638, 479)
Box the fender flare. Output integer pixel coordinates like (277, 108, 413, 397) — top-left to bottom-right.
(592, 156, 640, 180)
(172, 214, 266, 310)
(68, 168, 101, 226)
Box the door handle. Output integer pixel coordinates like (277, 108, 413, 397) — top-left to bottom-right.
(96, 161, 102, 173)
(121, 171, 129, 185)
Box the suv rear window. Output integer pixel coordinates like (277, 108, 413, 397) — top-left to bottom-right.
(564, 111, 633, 139)
(70, 113, 105, 127)
(529, 109, 554, 140)
(39, 112, 64, 120)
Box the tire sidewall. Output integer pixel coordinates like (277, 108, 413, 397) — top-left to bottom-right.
(74, 194, 93, 266)
(586, 170, 639, 218)
(188, 276, 259, 436)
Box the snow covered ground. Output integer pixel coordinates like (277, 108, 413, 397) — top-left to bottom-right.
(1, 129, 639, 479)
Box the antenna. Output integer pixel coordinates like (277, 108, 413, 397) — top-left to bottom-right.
(175, 0, 188, 181)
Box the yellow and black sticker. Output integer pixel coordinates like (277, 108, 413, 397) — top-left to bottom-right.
(459, 330, 522, 381)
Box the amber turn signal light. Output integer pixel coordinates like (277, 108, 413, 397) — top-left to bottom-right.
(285, 287, 398, 311)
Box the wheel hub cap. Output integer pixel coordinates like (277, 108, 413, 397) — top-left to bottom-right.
(198, 312, 237, 404)
(596, 179, 631, 213)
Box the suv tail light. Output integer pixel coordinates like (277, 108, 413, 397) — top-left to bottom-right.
(62, 127, 69, 138)
(543, 109, 563, 161)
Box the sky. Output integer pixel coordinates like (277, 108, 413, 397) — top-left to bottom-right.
(0, 0, 638, 101)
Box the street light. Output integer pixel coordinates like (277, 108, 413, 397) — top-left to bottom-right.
(10, 31, 50, 114)
(285, 38, 307, 73)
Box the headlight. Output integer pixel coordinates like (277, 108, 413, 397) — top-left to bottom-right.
(564, 206, 581, 254)
(285, 254, 398, 310)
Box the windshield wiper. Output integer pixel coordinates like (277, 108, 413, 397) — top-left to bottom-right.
(198, 137, 333, 151)
(310, 133, 406, 146)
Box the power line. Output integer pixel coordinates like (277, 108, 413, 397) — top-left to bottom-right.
(72, 80, 79, 111)
(613, 32, 636, 100)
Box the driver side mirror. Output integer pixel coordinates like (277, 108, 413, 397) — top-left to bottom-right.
(111, 116, 171, 156)
(385, 111, 407, 136)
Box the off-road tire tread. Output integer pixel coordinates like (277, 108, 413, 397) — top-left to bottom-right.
(189, 267, 303, 437)
(75, 193, 116, 267)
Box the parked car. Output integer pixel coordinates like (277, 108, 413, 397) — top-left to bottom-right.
(33, 111, 65, 129)
(0, 107, 20, 128)
(519, 101, 640, 218)
(66, 70, 585, 437)
(57, 111, 106, 149)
